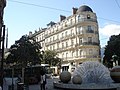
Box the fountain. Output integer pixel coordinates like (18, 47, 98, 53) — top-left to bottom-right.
(53, 61, 120, 90)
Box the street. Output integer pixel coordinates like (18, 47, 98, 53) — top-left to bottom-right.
(29, 78, 61, 90)
(3, 78, 62, 90)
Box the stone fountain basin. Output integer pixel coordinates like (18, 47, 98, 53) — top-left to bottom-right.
(53, 81, 120, 90)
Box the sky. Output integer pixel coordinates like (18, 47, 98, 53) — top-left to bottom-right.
(3, 0, 120, 48)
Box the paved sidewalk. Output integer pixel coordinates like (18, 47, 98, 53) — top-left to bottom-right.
(3, 78, 61, 90)
(29, 78, 61, 90)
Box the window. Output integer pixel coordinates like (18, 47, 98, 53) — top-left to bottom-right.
(71, 39, 74, 46)
(88, 37, 92, 43)
(66, 41, 68, 47)
(78, 26, 82, 34)
(80, 50, 83, 56)
(53, 36, 54, 41)
(46, 39, 48, 42)
(39, 37, 41, 41)
(65, 31, 67, 36)
(42, 43, 44, 47)
(72, 51, 74, 57)
(42, 34, 44, 39)
(56, 26, 58, 31)
(57, 34, 59, 39)
(52, 28, 54, 33)
(79, 38, 82, 45)
(62, 42, 64, 48)
(87, 14, 90, 19)
(89, 49, 93, 55)
(50, 46, 52, 50)
(87, 26, 94, 33)
(76, 50, 78, 57)
(65, 22, 67, 27)
(57, 43, 59, 49)
(46, 31, 48, 35)
(66, 53, 68, 59)
(62, 53, 64, 58)
(61, 23, 63, 29)
(70, 19, 73, 25)
(36, 37, 38, 41)
(78, 15, 80, 21)
(88, 26, 92, 31)
(53, 45, 55, 50)
(71, 29, 74, 35)
(50, 38, 52, 42)
(62, 33, 64, 38)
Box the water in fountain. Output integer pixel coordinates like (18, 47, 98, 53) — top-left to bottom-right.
(72, 61, 113, 84)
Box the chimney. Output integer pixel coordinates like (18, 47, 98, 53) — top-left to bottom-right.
(60, 15, 66, 21)
(72, 7, 78, 15)
(47, 21, 56, 27)
(29, 31, 32, 36)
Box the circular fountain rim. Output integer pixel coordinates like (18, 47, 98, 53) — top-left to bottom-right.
(53, 81, 120, 90)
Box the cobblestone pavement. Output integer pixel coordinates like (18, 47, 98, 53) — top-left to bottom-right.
(29, 78, 62, 90)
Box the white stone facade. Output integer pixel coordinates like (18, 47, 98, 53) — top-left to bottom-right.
(29, 5, 101, 73)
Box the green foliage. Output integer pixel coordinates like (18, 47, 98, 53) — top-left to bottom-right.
(5, 35, 43, 67)
(103, 34, 120, 67)
(42, 50, 61, 67)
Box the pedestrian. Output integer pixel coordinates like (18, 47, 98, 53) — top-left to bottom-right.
(17, 74, 22, 83)
(40, 73, 47, 90)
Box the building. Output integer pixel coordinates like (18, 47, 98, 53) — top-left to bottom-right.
(0, 0, 6, 65)
(0, 0, 6, 87)
(0, 0, 6, 45)
(0, 0, 6, 58)
(29, 5, 101, 73)
(0, 0, 6, 66)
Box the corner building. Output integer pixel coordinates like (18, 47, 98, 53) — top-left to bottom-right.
(29, 5, 101, 72)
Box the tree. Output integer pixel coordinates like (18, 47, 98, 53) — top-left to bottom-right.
(103, 34, 120, 67)
(5, 35, 43, 67)
(42, 50, 61, 67)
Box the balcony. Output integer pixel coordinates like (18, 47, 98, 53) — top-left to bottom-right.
(86, 30, 94, 33)
(78, 18, 97, 23)
(45, 39, 60, 46)
(79, 55, 100, 58)
(80, 42, 99, 46)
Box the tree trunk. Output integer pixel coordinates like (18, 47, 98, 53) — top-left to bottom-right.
(22, 68, 24, 83)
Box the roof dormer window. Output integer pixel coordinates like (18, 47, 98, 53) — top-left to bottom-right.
(87, 14, 91, 19)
